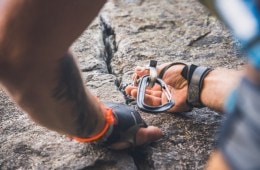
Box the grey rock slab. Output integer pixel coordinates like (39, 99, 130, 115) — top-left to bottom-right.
(71, 19, 108, 74)
(1, 0, 246, 169)
(0, 87, 133, 170)
(102, 0, 245, 77)
(100, 0, 245, 169)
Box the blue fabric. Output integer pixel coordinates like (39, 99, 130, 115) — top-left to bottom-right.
(247, 42, 260, 69)
(216, 0, 260, 69)
(220, 77, 260, 170)
(239, 0, 260, 69)
(224, 89, 237, 114)
(243, 0, 260, 69)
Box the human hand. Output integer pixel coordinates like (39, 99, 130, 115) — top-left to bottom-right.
(125, 63, 192, 113)
(101, 103, 162, 150)
(110, 126, 163, 150)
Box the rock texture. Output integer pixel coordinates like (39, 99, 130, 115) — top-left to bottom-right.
(0, 0, 245, 169)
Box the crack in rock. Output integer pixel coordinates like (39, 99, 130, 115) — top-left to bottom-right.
(82, 160, 117, 170)
(99, 15, 126, 98)
(100, 15, 117, 75)
(99, 15, 153, 170)
(130, 149, 155, 170)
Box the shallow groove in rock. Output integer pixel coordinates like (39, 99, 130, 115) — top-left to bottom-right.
(187, 31, 211, 47)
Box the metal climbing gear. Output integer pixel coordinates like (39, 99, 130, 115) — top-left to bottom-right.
(136, 60, 175, 113)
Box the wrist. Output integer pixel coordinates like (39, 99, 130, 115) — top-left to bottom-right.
(200, 68, 243, 112)
(70, 101, 115, 142)
(91, 102, 109, 136)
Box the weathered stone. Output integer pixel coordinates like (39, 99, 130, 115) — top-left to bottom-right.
(1, 0, 246, 169)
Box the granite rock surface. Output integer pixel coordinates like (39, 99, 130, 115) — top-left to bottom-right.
(0, 0, 245, 169)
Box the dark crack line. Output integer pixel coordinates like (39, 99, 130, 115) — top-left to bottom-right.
(129, 149, 154, 170)
(100, 15, 132, 104)
(100, 16, 117, 74)
(99, 16, 153, 170)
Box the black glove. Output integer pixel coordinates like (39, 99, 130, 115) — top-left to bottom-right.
(99, 102, 147, 147)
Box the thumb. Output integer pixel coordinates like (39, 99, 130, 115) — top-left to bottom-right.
(135, 126, 163, 146)
(109, 126, 162, 150)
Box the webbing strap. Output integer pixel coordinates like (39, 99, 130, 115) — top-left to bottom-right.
(187, 66, 211, 107)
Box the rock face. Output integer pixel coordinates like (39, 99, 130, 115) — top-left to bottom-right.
(0, 0, 245, 169)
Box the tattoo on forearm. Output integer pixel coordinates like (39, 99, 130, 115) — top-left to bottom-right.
(52, 53, 97, 137)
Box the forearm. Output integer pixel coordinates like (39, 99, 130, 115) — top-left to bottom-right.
(200, 68, 244, 112)
(0, 0, 107, 70)
(1, 52, 106, 137)
(0, 0, 107, 137)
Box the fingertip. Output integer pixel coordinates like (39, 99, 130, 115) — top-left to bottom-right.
(125, 86, 136, 95)
(148, 126, 163, 139)
(134, 66, 149, 76)
(136, 126, 163, 146)
(130, 89, 138, 98)
(134, 66, 143, 72)
(124, 86, 138, 98)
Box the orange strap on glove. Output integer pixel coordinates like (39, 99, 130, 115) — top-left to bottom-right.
(70, 107, 115, 142)
(69, 101, 147, 147)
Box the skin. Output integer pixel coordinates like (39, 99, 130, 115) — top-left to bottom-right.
(125, 63, 244, 169)
(125, 63, 243, 112)
(0, 0, 162, 149)
(0, 0, 256, 168)
(206, 151, 230, 170)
